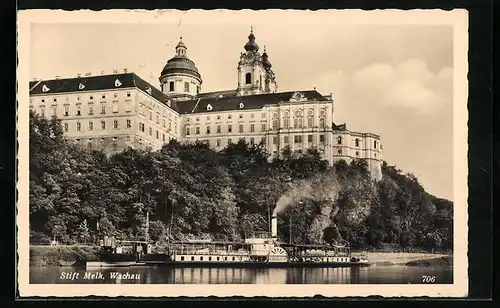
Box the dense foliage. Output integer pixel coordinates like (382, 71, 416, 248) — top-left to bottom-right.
(29, 112, 453, 251)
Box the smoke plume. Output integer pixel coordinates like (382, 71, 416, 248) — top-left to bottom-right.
(273, 179, 313, 216)
(272, 172, 340, 217)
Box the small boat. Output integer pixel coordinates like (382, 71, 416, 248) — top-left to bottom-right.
(58, 260, 76, 267)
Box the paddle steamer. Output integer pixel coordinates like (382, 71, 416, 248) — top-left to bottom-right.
(89, 215, 369, 268)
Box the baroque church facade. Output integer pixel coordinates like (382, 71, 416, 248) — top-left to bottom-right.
(29, 29, 383, 180)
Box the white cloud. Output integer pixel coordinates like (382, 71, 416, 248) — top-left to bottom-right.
(316, 60, 453, 115)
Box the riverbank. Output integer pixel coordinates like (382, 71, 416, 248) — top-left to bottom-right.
(30, 245, 101, 266)
(366, 252, 451, 266)
(405, 255, 453, 267)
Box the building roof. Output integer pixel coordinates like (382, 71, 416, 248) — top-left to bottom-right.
(29, 73, 178, 111)
(196, 89, 238, 99)
(177, 90, 330, 114)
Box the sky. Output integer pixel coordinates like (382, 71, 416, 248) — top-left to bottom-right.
(28, 10, 456, 200)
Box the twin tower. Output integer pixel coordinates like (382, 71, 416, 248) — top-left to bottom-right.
(158, 28, 278, 101)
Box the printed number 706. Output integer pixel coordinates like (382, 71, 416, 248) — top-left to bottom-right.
(422, 275, 436, 283)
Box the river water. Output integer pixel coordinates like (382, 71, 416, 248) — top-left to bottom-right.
(30, 265, 453, 284)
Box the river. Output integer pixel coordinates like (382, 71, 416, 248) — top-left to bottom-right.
(30, 265, 453, 284)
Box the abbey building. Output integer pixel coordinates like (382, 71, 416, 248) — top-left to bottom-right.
(28, 29, 383, 180)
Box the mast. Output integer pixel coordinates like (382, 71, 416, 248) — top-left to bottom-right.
(289, 216, 292, 244)
(145, 211, 149, 243)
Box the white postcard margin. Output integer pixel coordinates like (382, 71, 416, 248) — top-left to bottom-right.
(17, 9, 469, 297)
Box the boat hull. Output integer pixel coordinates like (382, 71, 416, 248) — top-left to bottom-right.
(86, 261, 146, 268)
(134, 260, 370, 268)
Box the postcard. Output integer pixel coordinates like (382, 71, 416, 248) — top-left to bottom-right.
(17, 9, 469, 297)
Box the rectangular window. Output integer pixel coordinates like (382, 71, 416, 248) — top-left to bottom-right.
(319, 134, 325, 143)
(163, 134, 165, 142)
(114, 120, 119, 129)
(261, 137, 265, 144)
(250, 124, 255, 132)
(139, 122, 145, 132)
(228, 125, 232, 133)
(76, 106, 81, 116)
(156, 130, 159, 139)
(250, 137, 255, 145)
(169, 81, 174, 91)
(64, 123, 68, 132)
(149, 127, 152, 136)
(239, 124, 243, 133)
(195, 127, 200, 135)
(294, 136, 302, 143)
(101, 121, 106, 130)
(184, 82, 189, 92)
(206, 126, 211, 134)
(355, 139, 360, 147)
(216, 139, 220, 147)
(126, 119, 131, 128)
(76, 122, 81, 131)
(149, 111, 153, 120)
(101, 104, 106, 114)
(64, 106, 69, 116)
(162, 118, 166, 127)
(156, 114, 160, 124)
(273, 136, 278, 145)
(251, 113, 255, 119)
(261, 123, 266, 131)
(186, 126, 190, 135)
(308, 117, 313, 128)
(88, 105, 94, 115)
(284, 136, 289, 144)
(308, 135, 313, 143)
(51, 106, 57, 117)
(216, 125, 221, 133)
(228, 138, 232, 145)
(112, 103, 118, 113)
(88, 121, 93, 131)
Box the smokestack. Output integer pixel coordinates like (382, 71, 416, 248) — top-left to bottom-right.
(271, 215, 277, 239)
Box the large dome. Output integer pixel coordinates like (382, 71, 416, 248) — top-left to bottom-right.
(160, 56, 201, 80)
(160, 38, 202, 81)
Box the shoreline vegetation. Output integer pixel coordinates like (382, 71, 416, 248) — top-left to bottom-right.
(29, 112, 453, 259)
(29, 245, 452, 267)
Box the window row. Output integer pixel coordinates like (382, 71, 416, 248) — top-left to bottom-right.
(185, 123, 267, 136)
(36, 92, 132, 104)
(64, 119, 132, 132)
(197, 137, 267, 148)
(138, 122, 175, 142)
(36, 103, 128, 117)
(335, 137, 379, 149)
(271, 117, 326, 130)
(163, 81, 200, 94)
(271, 134, 326, 145)
(188, 112, 267, 122)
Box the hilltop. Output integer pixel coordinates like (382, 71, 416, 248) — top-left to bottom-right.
(29, 112, 453, 251)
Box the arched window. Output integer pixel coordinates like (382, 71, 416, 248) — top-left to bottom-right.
(284, 118, 289, 129)
(245, 73, 252, 84)
(307, 117, 313, 128)
(319, 118, 325, 128)
(272, 120, 278, 130)
(337, 136, 342, 145)
(294, 118, 299, 129)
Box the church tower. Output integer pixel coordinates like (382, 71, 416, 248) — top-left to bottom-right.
(159, 37, 203, 101)
(237, 28, 277, 96)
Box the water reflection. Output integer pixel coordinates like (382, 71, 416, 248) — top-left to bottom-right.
(30, 265, 452, 284)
